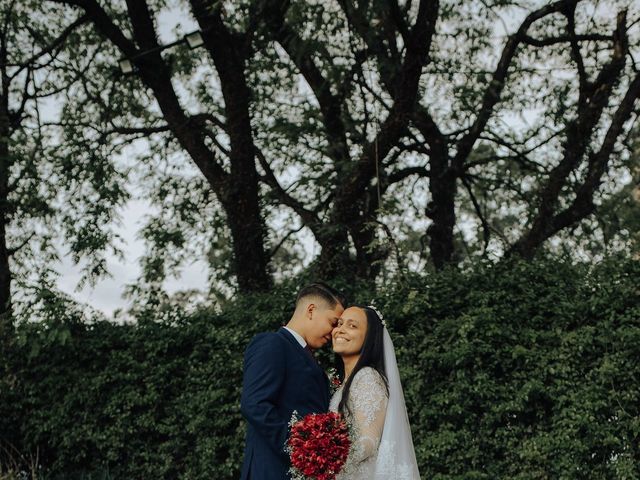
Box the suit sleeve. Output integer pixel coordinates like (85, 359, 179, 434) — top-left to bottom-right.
(240, 333, 290, 461)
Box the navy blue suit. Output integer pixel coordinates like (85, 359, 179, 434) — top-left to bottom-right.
(240, 328, 329, 480)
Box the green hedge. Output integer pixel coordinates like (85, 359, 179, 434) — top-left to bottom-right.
(1, 256, 639, 479)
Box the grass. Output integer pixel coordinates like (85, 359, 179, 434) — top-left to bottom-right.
(0, 441, 41, 480)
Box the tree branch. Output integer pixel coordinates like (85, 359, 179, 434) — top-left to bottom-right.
(510, 10, 633, 257)
(412, 104, 449, 169)
(115, 0, 227, 186)
(553, 72, 640, 232)
(104, 124, 171, 136)
(358, 0, 438, 181)
(522, 33, 612, 48)
(452, 0, 570, 173)
(10, 14, 90, 79)
(564, 1, 589, 107)
(254, 147, 321, 230)
(190, 112, 227, 131)
(0, 0, 17, 65)
(8, 64, 30, 130)
(387, 165, 430, 184)
(269, 224, 305, 258)
(7, 232, 35, 257)
(261, 0, 350, 163)
(49, 0, 139, 56)
(385, 0, 410, 46)
(533, 9, 629, 220)
(461, 174, 490, 254)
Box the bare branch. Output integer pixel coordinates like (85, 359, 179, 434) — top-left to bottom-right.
(8, 233, 36, 257)
(522, 33, 612, 47)
(452, 0, 570, 172)
(269, 224, 305, 258)
(254, 147, 321, 230)
(387, 166, 430, 184)
(10, 14, 89, 79)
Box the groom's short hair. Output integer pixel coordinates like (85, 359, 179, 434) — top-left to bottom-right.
(295, 282, 346, 309)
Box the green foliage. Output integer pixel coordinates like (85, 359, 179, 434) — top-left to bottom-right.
(2, 256, 639, 479)
(1, 0, 133, 310)
(8, 0, 636, 299)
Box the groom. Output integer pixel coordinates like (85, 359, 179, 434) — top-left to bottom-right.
(240, 282, 346, 480)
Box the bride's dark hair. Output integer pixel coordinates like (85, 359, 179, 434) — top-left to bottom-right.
(336, 306, 388, 416)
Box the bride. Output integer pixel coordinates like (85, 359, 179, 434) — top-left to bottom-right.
(330, 305, 421, 479)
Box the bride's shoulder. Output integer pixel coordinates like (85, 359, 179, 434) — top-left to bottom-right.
(352, 367, 386, 390)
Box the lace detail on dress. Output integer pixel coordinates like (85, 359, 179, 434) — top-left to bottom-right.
(329, 367, 388, 479)
(375, 439, 416, 479)
(350, 368, 387, 425)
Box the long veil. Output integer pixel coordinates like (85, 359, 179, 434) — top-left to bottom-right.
(374, 328, 421, 479)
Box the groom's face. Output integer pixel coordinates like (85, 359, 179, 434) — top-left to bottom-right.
(307, 301, 344, 350)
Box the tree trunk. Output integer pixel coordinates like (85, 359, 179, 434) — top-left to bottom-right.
(426, 165, 457, 270)
(122, 0, 271, 292)
(220, 180, 271, 292)
(414, 117, 455, 270)
(0, 90, 13, 340)
(350, 219, 385, 280)
(189, 0, 271, 292)
(314, 224, 354, 282)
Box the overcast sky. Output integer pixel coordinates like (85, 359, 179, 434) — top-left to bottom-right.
(54, 199, 210, 318)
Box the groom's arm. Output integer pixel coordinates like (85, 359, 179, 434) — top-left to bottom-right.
(240, 333, 289, 461)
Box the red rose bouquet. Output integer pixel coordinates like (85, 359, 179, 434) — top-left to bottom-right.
(286, 411, 351, 480)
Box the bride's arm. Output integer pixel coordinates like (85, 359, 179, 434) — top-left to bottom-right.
(345, 368, 388, 466)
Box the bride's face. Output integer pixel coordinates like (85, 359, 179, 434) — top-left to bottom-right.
(331, 307, 368, 356)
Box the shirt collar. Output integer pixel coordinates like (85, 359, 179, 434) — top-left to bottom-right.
(283, 326, 307, 348)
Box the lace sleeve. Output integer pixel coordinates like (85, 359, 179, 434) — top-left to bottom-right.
(344, 367, 388, 467)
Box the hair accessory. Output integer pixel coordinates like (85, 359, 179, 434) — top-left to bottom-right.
(367, 302, 386, 328)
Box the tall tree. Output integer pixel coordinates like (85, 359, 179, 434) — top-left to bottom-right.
(331, 0, 640, 266)
(48, 0, 271, 292)
(41, 0, 640, 295)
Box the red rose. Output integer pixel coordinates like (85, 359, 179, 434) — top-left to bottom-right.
(287, 412, 351, 480)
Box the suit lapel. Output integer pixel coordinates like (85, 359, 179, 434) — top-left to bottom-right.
(279, 328, 330, 410)
(279, 328, 321, 372)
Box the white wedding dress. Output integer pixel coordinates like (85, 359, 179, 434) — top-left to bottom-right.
(329, 367, 388, 479)
(328, 329, 421, 479)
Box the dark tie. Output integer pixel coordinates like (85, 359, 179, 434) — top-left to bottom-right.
(304, 345, 318, 364)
